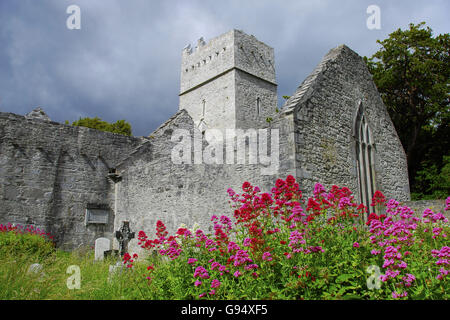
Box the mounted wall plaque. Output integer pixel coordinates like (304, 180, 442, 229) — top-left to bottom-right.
(85, 204, 109, 225)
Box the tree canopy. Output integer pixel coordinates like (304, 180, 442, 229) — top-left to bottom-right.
(68, 117, 132, 136)
(365, 22, 449, 200)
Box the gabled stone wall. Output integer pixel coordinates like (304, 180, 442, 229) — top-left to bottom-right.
(284, 45, 410, 203)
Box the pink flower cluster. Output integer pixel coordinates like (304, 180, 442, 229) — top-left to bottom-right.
(262, 251, 272, 261)
(288, 230, 306, 253)
(159, 240, 182, 260)
(431, 246, 449, 280)
(367, 197, 420, 298)
(230, 249, 254, 267)
(194, 266, 210, 279)
(423, 208, 449, 225)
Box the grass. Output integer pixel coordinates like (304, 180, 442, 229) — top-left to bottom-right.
(0, 232, 152, 300)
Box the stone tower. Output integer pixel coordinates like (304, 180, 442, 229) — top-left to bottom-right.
(179, 29, 278, 131)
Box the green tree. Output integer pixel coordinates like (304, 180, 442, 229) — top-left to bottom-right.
(71, 117, 132, 136)
(365, 22, 449, 199)
(413, 156, 450, 200)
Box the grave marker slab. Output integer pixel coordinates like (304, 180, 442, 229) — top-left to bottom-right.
(95, 237, 111, 261)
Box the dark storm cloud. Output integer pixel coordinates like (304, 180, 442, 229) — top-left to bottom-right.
(0, 0, 448, 136)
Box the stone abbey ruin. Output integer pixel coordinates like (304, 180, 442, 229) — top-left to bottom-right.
(0, 30, 410, 252)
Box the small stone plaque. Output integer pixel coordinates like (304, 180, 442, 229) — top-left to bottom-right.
(85, 208, 109, 225)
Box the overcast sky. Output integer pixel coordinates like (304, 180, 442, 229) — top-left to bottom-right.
(0, 0, 448, 136)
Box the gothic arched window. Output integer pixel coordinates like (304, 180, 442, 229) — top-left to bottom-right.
(354, 102, 377, 217)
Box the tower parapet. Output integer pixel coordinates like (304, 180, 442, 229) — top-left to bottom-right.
(179, 30, 277, 130)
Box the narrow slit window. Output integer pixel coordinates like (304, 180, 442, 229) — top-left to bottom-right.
(256, 97, 261, 115)
(202, 100, 206, 118)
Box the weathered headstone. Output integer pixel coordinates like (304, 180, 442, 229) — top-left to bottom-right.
(108, 261, 125, 283)
(27, 263, 45, 281)
(27, 263, 43, 274)
(94, 237, 110, 261)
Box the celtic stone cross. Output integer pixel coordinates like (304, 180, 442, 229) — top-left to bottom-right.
(114, 221, 135, 256)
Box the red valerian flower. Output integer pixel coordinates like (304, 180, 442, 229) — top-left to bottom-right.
(176, 228, 188, 235)
(357, 203, 367, 214)
(262, 251, 273, 261)
(275, 179, 285, 188)
(123, 252, 136, 268)
(306, 198, 321, 215)
(371, 190, 386, 207)
(242, 181, 252, 192)
(286, 175, 296, 185)
(156, 220, 168, 239)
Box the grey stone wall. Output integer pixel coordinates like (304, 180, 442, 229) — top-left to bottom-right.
(283, 45, 410, 202)
(235, 69, 278, 129)
(113, 110, 282, 254)
(233, 30, 276, 84)
(179, 70, 236, 129)
(405, 199, 448, 219)
(0, 112, 145, 249)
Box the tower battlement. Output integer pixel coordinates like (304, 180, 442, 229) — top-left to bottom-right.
(180, 29, 276, 94)
(179, 30, 278, 130)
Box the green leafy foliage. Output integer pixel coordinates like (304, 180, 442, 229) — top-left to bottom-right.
(71, 117, 132, 136)
(412, 155, 450, 200)
(365, 22, 449, 199)
(0, 229, 54, 258)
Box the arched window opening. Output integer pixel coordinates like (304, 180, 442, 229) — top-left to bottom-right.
(354, 102, 377, 219)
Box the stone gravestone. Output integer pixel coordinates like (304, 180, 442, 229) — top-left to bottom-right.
(27, 263, 43, 274)
(114, 221, 135, 256)
(27, 263, 45, 281)
(94, 237, 110, 261)
(108, 261, 124, 283)
(108, 221, 135, 282)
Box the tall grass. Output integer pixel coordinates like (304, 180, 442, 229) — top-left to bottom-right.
(0, 230, 152, 300)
